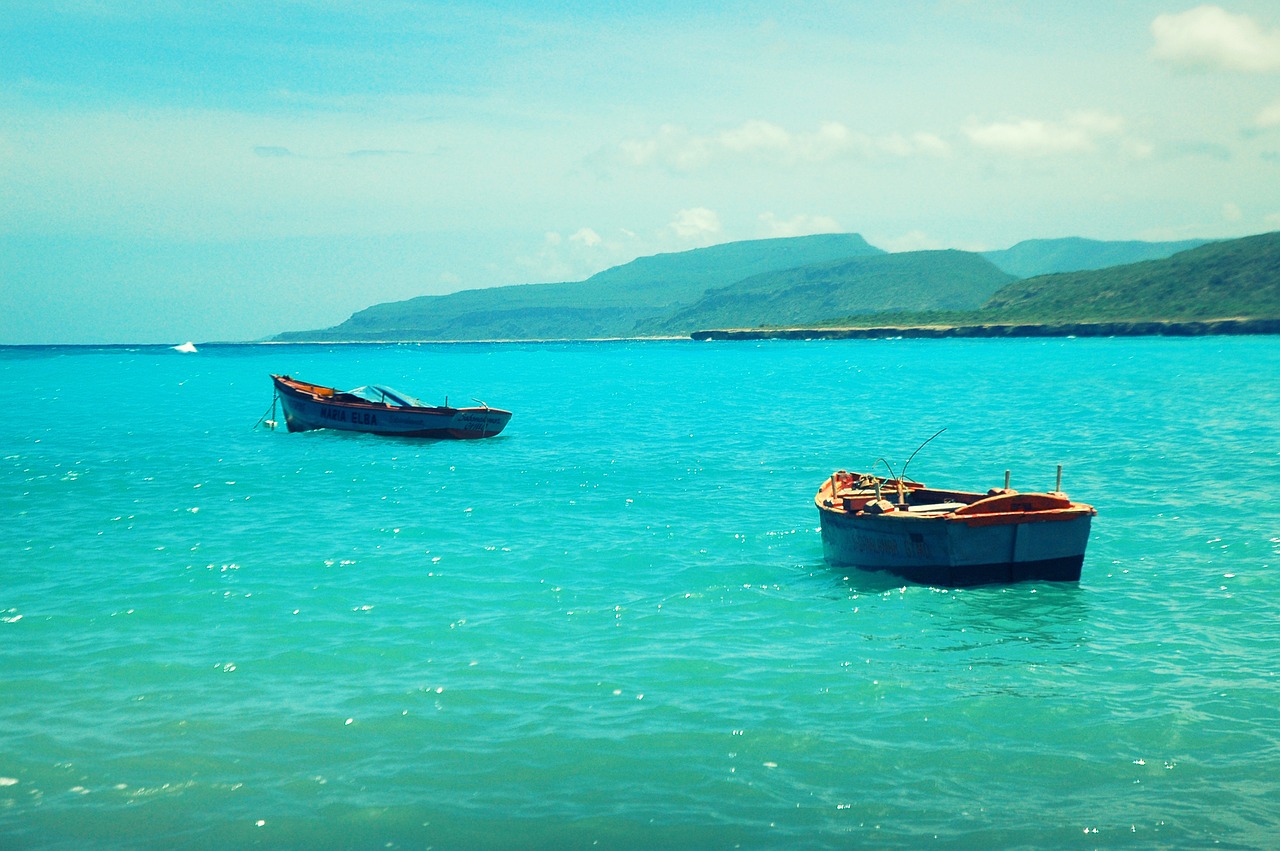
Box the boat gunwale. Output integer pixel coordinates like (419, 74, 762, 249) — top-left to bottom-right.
(271, 374, 510, 417)
(815, 470, 1096, 527)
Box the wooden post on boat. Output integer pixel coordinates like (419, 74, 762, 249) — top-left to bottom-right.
(1004, 470, 1011, 491)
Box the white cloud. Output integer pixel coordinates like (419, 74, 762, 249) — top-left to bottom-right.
(1124, 139, 1156, 159)
(873, 132, 953, 159)
(617, 124, 713, 171)
(719, 119, 793, 153)
(617, 120, 948, 173)
(875, 231, 945, 253)
(1257, 100, 1280, 127)
(757, 212, 841, 238)
(1222, 202, 1243, 221)
(805, 122, 860, 159)
(906, 133, 951, 158)
(965, 112, 1125, 157)
(869, 132, 951, 158)
(668, 207, 721, 241)
(1151, 5, 1280, 72)
(570, 227, 602, 247)
(523, 226, 641, 283)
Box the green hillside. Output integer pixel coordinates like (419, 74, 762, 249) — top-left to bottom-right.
(274, 233, 882, 341)
(983, 230, 1280, 321)
(982, 237, 1209, 278)
(269, 230, 1267, 341)
(646, 250, 1015, 333)
(809, 230, 1280, 329)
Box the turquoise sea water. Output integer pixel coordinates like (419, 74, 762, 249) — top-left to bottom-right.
(2, 338, 1279, 849)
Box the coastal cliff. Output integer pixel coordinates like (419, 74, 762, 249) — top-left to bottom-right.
(691, 318, 1280, 340)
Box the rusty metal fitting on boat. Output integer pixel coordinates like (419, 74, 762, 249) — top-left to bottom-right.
(862, 498, 896, 515)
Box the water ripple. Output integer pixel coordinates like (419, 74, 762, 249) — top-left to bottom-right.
(2, 339, 1279, 848)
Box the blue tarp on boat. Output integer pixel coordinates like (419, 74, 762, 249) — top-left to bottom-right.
(348, 385, 425, 408)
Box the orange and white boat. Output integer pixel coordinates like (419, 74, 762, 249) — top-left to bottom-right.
(816, 469, 1096, 586)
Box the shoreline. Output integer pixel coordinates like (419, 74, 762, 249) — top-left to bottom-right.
(7, 320, 1280, 348)
(689, 317, 1280, 340)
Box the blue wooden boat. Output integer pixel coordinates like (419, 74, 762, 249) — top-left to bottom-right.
(270, 374, 511, 439)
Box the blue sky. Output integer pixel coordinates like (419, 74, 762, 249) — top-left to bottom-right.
(3, 1, 1279, 343)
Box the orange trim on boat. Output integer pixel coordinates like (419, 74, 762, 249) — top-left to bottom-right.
(952, 492, 1071, 515)
(954, 508, 1094, 528)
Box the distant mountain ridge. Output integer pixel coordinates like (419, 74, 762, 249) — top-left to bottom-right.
(643, 250, 1014, 334)
(275, 233, 882, 341)
(982, 231, 1280, 321)
(981, 237, 1209, 278)
(272, 232, 1266, 342)
(799, 230, 1280, 331)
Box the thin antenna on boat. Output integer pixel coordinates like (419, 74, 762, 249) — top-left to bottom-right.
(899, 427, 946, 485)
(876, 457, 905, 505)
(1055, 464, 1063, 493)
(872, 429, 947, 505)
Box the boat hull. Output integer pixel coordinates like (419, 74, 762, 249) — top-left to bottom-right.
(815, 471, 1095, 586)
(273, 377, 511, 439)
(818, 506, 1092, 586)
